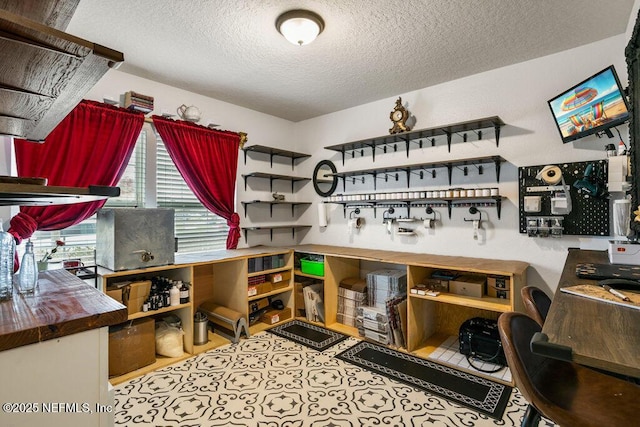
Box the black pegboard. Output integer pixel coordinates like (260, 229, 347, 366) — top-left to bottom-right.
(518, 160, 609, 236)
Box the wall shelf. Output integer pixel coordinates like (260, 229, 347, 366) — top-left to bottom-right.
(333, 196, 506, 219)
(241, 172, 310, 192)
(328, 155, 505, 191)
(325, 116, 505, 164)
(241, 225, 312, 243)
(243, 145, 311, 169)
(0, 183, 120, 206)
(241, 200, 311, 217)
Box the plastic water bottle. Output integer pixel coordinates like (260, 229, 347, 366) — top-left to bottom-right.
(0, 223, 15, 301)
(18, 240, 37, 294)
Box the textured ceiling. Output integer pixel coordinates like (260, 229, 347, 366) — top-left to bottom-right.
(66, 0, 635, 122)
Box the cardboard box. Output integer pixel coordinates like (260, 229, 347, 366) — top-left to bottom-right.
(248, 282, 273, 297)
(124, 281, 151, 315)
(108, 318, 156, 377)
(248, 297, 269, 314)
(487, 287, 510, 299)
(487, 275, 510, 299)
(106, 288, 123, 304)
(449, 275, 486, 298)
(268, 270, 291, 283)
(294, 282, 306, 317)
(268, 270, 291, 285)
(261, 307, 291, 325)
(339, 277, 367, 300)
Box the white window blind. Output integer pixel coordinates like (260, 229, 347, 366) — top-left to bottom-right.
(156, 133, 229, 253)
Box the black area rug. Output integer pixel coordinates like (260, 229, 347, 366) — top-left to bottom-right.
(336, 340, 512, 420)
(267, 319, 349, 351)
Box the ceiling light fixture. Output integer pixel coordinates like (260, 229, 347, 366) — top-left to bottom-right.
(276, 9, 325, 46)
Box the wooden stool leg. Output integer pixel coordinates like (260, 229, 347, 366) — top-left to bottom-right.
(521, 404, 541, 427)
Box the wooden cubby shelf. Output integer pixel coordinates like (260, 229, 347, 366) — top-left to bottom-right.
(325, 116, 505, 164)
(100, 245, 526, 387)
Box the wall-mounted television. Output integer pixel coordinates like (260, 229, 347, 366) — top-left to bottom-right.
(548, 65, 630, 143)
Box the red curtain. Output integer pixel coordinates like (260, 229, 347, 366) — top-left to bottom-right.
(9, 100, 145, 244)
(151, 116, 241, 249)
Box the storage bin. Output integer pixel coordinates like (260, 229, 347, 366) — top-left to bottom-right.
(301, 259, 324, 276)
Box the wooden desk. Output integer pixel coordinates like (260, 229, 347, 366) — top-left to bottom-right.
(535, 248, 640, 378)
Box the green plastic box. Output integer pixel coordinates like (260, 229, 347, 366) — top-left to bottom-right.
(301, 259, 324, 276)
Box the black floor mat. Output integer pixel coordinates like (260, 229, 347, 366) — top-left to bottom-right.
(336, 340, 512, 420)
(267, 319, 349, 351)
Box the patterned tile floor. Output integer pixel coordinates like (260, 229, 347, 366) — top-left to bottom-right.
(428, 336, 512, 383)
(114, 332, 557, 426)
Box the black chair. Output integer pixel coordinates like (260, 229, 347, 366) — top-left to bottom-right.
(498, 312, 639, 427)
(520, 286, 551, 326)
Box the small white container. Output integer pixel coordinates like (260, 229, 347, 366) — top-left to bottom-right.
(402, 192, 409, 199)
(426, 191, 433, 198)
(446, 190, 453, 198)
(419, 191, 426, 198)
(453, 189, 461, 198)
(491, 188, 499, 196)
(482, 188, 491, 197)
(474, 189, 483, 197)
(438, 190, 447, 198)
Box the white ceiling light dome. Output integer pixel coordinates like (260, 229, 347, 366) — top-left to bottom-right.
(276, 9, 325, 46)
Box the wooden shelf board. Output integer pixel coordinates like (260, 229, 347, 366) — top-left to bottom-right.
(408, 292, 511, 312)
(0, 183, 120, 206)
(249, 315, 294, 334)
(325, 322, 359, 337)
(127, 303, 191, 321)
(248, 284, 293, 302)
(108, 353, 192, 385)
(293, 269, 325, 280)
(193, 330, 232, 354)
(247, 266, 291, 278)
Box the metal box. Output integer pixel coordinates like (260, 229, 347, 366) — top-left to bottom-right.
(96, 208, 175, 271)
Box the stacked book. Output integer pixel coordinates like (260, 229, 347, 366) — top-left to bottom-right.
(336, 277, 367, 327)
(124, 91, 154, 113)
(356, 306, 390, 344)
(366, 269, 407, 309)
(356, 269, 407, 347)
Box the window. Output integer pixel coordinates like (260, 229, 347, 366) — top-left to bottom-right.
(30, 131, 147, 264)
(29, 126, 229, 264)
(156, 132, 229, 253)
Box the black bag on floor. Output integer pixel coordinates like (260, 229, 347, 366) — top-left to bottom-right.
(459, 317, 506, 372)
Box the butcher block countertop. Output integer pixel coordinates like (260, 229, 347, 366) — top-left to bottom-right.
(0, 269, 127, 352)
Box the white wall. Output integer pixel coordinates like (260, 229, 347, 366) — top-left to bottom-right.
(8, 19, 636, 296)
(292, 34, 630, 296)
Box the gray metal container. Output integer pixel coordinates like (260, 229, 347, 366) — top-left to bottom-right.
(96, 208, 175, 271)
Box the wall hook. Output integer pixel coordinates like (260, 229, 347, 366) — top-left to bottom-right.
(349, 207, 361, 219)
(464, 206, 482, 222)
(425, 206, 437, 220)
